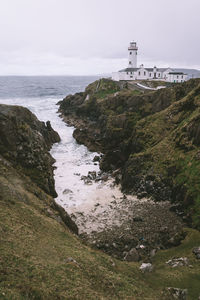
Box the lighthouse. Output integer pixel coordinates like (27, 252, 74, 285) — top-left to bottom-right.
(111, 41, 188, 82)
(128, 41, 138, 68)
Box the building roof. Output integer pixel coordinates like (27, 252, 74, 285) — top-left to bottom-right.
(119, 68, 139, 72)
(168, 72, 185, 75)
(144, 68, 173, 72)
(119, 67, 172, 73)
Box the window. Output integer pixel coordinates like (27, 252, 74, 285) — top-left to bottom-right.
(127, 72, 129, 75)
(129, 61, 132, 65)
(144, 71, 146, 76)
(177, 75, 179, 79)
(149, 73, 151, 77)
(130, 76, 133, 78)
(139, 71, 140, 76)
(130, 52, 132, 55)
(181, 75, 183, 79)
(158, 73, 160, 77)
(131, 72, 133, 74)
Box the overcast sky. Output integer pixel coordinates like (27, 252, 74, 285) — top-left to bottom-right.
(0, 0, 200, 75)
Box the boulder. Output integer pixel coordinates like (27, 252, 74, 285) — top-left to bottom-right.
(124, 248, 140, 262)
(139, 263, 153, 273)
(63, 189, 73, 195)
(0, 104, 60, 197)
(164, 287, 187, 300)
(81, 175, 93, 185)
(193, 246, 200, 259)
(93, 155, 100, 162)
(88, 171, 97, 180)
(150, 249, 157, 257)
(166, 257, 189, 268)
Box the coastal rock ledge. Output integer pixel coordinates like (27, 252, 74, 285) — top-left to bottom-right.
(0, 103, 78, 234)
(58, 78, 200, 229)
(0, 104, 60, 197)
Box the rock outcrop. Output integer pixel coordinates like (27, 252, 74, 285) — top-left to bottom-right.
(58, 78, 200, 228)
(1, 99, 200, 299)
(0, 104, 60, 197)
(0, 103, 78, 234)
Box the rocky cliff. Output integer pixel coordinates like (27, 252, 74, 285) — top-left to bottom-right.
(0, 104, 60, 197)
(1, 98, 200, 299)
(0, 104, 78, 232)
(58, 78, 200, 228)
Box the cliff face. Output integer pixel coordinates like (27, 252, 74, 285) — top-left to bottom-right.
(58, 78, 200, 228)
(0, 104, 60, 197)
(1, 99, 200, 299)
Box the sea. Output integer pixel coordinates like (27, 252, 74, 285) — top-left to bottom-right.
(0, 76, 123, 213)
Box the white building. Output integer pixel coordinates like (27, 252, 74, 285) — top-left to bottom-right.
(112, 42, 187, 83)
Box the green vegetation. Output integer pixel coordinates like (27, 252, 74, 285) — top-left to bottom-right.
(2, 80, 200, 298)
(59, 78, 200, 228)
(122, 83, 200, 226)
(85, 78, 120, 99)
(1, 157, 200, 299)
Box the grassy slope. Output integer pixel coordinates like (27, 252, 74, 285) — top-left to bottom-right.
(67, 78, 200, 228)
(1, 157, 200, 299)
(2, 82, 200, 299)
(125, 83, 200, 226)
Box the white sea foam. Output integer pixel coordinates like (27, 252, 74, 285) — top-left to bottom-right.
(0, 96, 123, 211)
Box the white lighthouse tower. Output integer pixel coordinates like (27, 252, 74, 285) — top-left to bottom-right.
(112, 41, 188, 82)
(128, 41, 138, 68)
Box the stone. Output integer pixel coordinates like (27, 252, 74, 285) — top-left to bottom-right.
(100, 174, 109, 181)
(166, 257, 189, 268)
(139, 244, 145, 249)
(124, 248, 140, 262)
(193, 246, 200, 259)
(88, 171, 97, 180)
(93, 155, 100, 162)
(66, 257, 77, 264)
(111, 260, 116, 267)
(164, 287, 188, 299)
(139, 263, 153, 273)
(167, 233, 183, 246)
(63, 189, 73, 194)
(150, 249, 157, 257)
(85, 94, 90, 101)
(81, 175, 93, 185)
(0, 104, 60, 198)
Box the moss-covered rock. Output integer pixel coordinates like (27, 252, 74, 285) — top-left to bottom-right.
(1, 150, 200, 299)
(0, 104, 60, 197)
(58, 78, 200, 228)
(2, 87, 200, 299)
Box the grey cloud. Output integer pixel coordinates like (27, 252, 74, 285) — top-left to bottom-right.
(0, 0, 199, 75)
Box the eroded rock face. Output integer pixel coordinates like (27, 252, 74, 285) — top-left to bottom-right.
(0, 104, 60, 197)
(58, 78, 200, 228)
